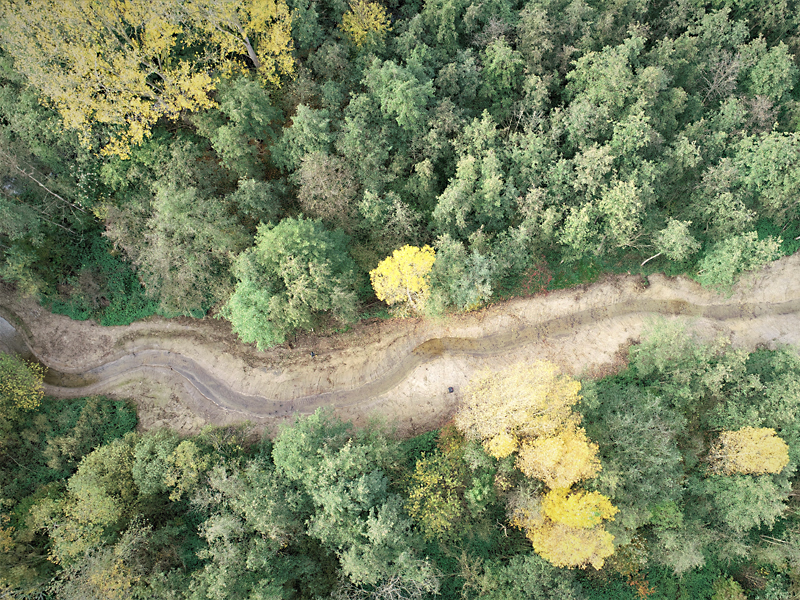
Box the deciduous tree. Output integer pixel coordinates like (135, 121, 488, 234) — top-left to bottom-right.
(370, 245, 436, 312)
(708, 427, 790, 476)
(0, 352, 44, 420)
(454, 361, 581, 459)
(222, 217, 359, 349)
(0, 0, 293, 157)
(340, 0, 392, 49)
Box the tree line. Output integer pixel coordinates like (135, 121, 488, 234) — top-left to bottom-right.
(0, 0, 798, 339)
(2, 320, 800, 598)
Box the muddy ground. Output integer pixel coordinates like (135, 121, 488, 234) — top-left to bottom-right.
(1, 253, 799, 437)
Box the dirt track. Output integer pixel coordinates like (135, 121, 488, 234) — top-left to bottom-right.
(2, 253, 799, 436)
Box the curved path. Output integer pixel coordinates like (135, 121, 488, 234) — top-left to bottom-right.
(2, 254, 800, 434)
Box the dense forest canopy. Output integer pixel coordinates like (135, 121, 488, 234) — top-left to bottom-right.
(3, 322, 800, 598)
(1, 0, 800, 597)
(0, 0, 798, 334)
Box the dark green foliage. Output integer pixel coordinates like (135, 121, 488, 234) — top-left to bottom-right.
(0, 395, 136, 506)
(43, 234, 160, 325)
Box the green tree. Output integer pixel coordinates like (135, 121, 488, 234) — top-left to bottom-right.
(221, 217, 359, 349)
(272, 104, 335, 172)
(696, 232, 781, 291)
(106, 182, 249, 315)
(190, 76, 282, 179)
(273, 409, 438, 591)
(0, 352, 44, 425)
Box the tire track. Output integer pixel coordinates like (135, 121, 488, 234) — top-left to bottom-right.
(3, 294, 800, 422)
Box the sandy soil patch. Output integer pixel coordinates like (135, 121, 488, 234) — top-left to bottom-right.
(1, 253, 799, 436)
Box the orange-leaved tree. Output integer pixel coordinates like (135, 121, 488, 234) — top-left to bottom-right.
(370, 245, 435, 312)
(708, 427, 790, 475)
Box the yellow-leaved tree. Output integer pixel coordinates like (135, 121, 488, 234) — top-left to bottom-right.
(510, 487, 618, 570)
(340, 0, 392, 48)
(183, 0, 294, 86)
(517, 427, 601, 489)
(708, 427, 790, 475)
(458, 362, 617, 569)
(455, 361, 600, 487)
(370, 245, 435, 312)
(0, 0, 293, 157)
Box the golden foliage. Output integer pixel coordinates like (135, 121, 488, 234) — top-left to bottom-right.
(455, 361, 599, 486)
(340, 0, 392, 48)
(516, 426, 601, 488)
(541, 487, 618, 529)
(0, 0, 293, 157)
(370, 245, 435, 310)
(509, 486, 618, 570)
(455, 361, 581, 447)
(709, 427, 790, 475)
(529, 520, 616, 570)
(485, 431, 517, 459)
(184, 0, 295, 86)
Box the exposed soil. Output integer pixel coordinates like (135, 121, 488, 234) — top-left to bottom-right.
(1, 253, 799, 437)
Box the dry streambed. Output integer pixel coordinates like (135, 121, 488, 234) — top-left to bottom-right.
(2, 254, 800, 436)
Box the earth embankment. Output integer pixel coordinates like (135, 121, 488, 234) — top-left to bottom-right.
(2, 254, 799, 435)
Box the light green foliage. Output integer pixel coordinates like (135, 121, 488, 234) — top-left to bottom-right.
(0, 352, 44, 423)
(430, 234, 496, 311)
(744, 42, 798, 104)
(560, 178, 647, 258)
(49, 520, 151, 600)
(273, 409, 437, 590)
(433, 112, 515, 238)
(221, 217, 359, 349)
(31, 433, 139, 565)
(364, 59, 435, 136)
(691, 160, 755, 238)
(479, 38, 524, 122)
(189, 458, 310, 600)
(132, 429, 180, 497)
(271, 104, 335, 171)
(653, 219, 701, 263)
(703, 474, 790, 536)
(564, 36, 648, 148)
(696, 232, 781, 290)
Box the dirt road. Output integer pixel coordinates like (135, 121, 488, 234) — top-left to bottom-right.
(2, 253, 799, 436)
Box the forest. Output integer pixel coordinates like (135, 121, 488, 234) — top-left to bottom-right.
(3, 320, 800, 599)
(1, 0, 800, 597)
(0, 0, 799, 333)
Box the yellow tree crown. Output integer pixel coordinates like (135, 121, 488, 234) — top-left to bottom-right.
(709, 426, 790, 476)
(370, 245, 435, 310)
(340, 0, 392, 48)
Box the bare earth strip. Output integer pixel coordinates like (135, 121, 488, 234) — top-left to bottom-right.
(1, 253, 799, 436)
